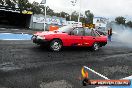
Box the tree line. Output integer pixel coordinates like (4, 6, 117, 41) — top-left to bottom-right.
(1, 0, 131, 28)
(0, 0, 94, 24)
(115, 16, 132, 28)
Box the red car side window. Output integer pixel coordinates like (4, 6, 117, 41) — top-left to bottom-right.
(85, 29, 91, 36)
(71, 28, 84, 36)
(91, 30, 96, 37)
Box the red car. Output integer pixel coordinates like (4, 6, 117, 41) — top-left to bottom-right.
(31, 26, 107, 51)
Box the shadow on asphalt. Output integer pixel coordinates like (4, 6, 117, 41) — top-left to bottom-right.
(31, 45, 104, 53)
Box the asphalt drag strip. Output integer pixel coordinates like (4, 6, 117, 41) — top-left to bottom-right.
(0, 40, 132, 88)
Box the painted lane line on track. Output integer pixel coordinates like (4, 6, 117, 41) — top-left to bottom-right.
(84, 66, 109, 80)
(1, 39, 30, 40)
(0, 33, 27, 34)
(84, 66, 110, 88)
(0, 33, 32, 40)
(99, 53, 132, 61)
(84, 66, 132, 88)
(96, 86, 110, 88)
(0, 33, 12, 34)
(0, 31, 9, 33)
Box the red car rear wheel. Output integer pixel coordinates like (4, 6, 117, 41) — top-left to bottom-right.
(92, 42, 100, 51)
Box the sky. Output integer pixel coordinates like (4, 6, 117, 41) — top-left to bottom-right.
(28, 0, 132, 20)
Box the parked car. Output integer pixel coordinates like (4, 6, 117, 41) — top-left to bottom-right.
(31, 26, 107, 51)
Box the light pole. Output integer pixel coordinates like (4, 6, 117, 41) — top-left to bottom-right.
(70, 0, 77, 21)
(40, 0, 46, 31)
(70, 0, 81, 22)
(78, 0, 81, 22)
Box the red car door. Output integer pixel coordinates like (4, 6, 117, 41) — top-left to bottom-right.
(68, 28, 84, 46)
(82, 28, 96, 47)
(92, 30, 102, 42)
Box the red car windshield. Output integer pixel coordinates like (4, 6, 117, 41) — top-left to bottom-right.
(57, 26, 73, 33)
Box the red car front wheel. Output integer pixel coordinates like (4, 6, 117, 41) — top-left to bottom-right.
(49, 39, 63, 52)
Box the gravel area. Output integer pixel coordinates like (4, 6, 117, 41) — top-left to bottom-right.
(40, 80, 73, 88)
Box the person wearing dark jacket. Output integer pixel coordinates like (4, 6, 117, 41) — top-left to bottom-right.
(108, 28, 112, 41)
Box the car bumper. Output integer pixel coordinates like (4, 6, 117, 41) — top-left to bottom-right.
(31, 35, 49, 45)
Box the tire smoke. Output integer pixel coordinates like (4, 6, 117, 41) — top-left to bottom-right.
(111, 23, 132, 47)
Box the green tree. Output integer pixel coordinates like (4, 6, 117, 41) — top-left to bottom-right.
(126, 21, 132, 28)
(6, 0, 17, 9)
(46, 6, 54, 16)
(0, 0, 4, 5)
(85, 10, 94, 24)
(59, 11, 69, 18)
(17, 0, 31, 13)
(33, 4, 55, 15)
(65, 14, 70, 21)
(71, 11, 78, 22)
(115, 16, 126, 24)
(80, 16, 85, 23)
(5, 0, 12, 7)
(0, 0, 16, 7)
(31, 1, 41, 14)
(54, 12, 61, 17)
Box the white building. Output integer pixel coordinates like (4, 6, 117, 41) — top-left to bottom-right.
(93, 17, 109, 30)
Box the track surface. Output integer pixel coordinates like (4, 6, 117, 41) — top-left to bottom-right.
(0, 28, 132, 88)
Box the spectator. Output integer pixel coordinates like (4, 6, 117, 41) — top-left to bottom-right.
(108, 28, 112, 41)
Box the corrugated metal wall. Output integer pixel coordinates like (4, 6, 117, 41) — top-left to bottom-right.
(29, 14, 66, 31)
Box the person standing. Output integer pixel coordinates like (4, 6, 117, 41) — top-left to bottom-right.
(108, 28, 112, 41)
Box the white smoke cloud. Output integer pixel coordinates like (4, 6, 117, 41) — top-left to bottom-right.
(111, 23, 132, 47)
